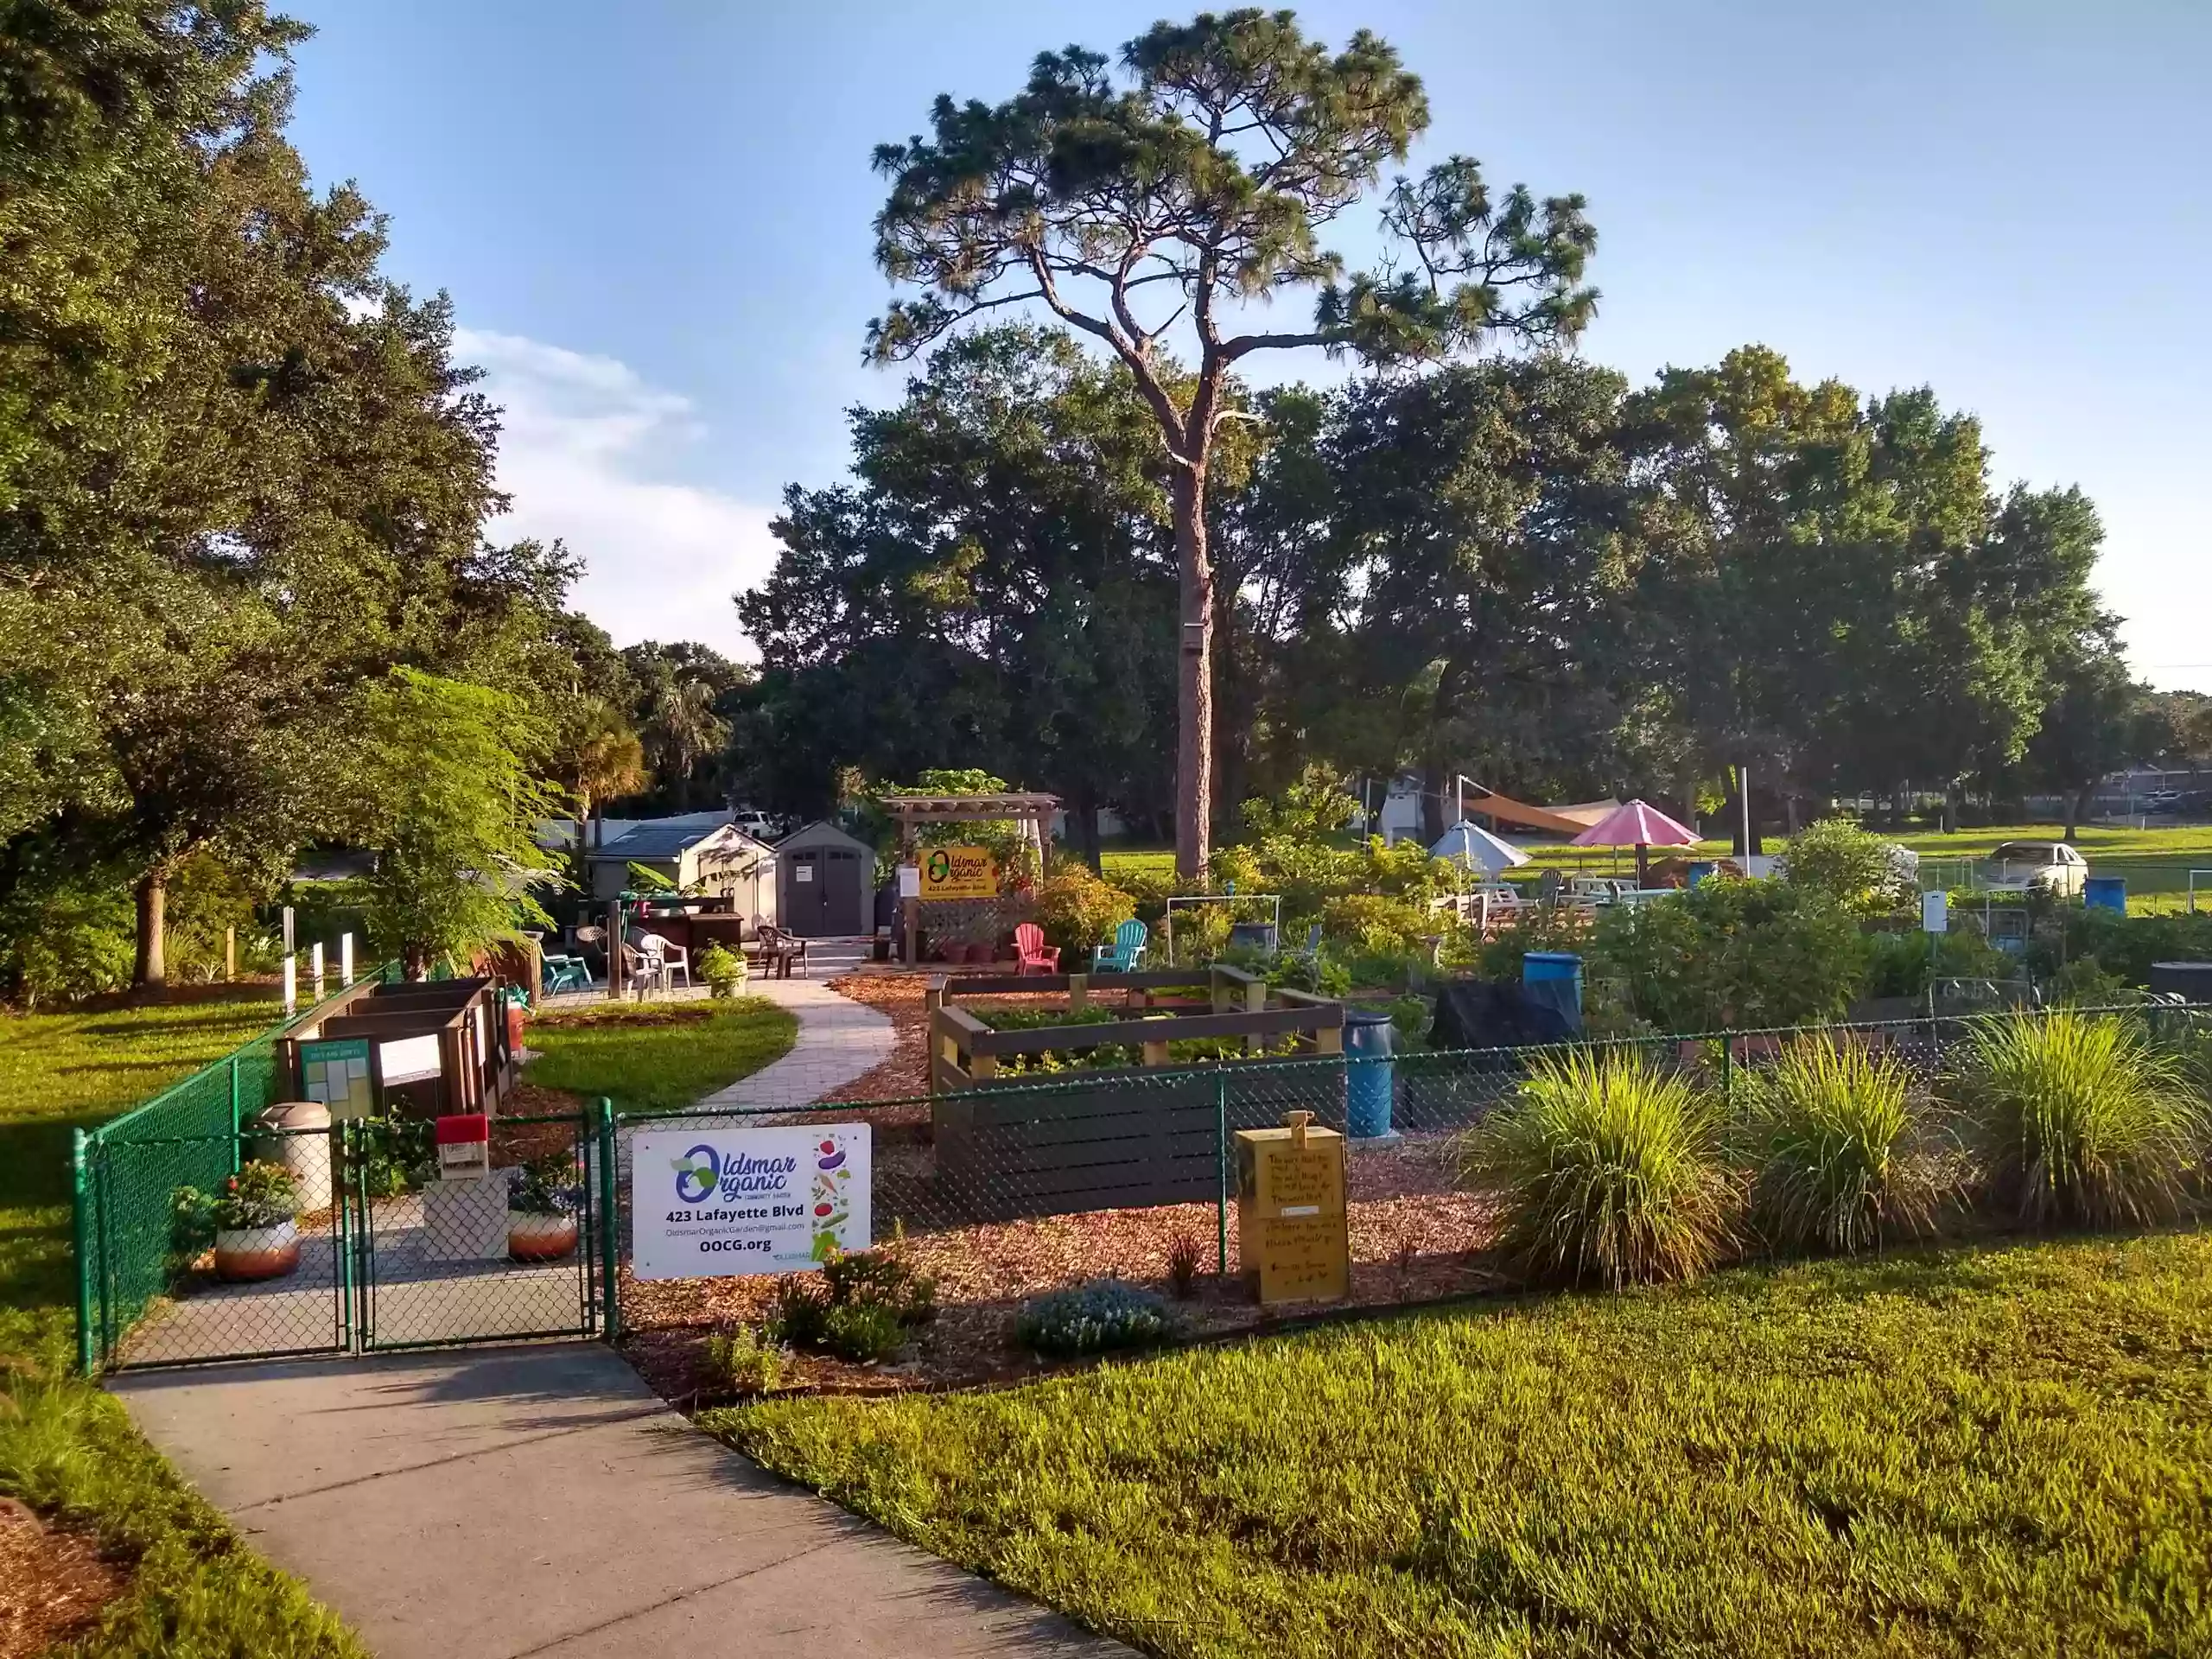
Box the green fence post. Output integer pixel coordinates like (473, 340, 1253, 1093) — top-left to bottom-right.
(598, 1098, 621, 1342)
(228, 1055, 243, 1175)
(1215, 1072, 1230, 1276)
(72, 1129, 93, 1376)
(1720, 1030, 1733, 1105)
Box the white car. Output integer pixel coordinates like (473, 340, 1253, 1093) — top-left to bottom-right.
(732, 810, 779, 842)
(1984, 840, 2088, 898)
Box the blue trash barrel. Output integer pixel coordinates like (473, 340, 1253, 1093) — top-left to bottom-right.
(2084, 876, 2126, 913)
(1687, 861, 1715, 887)
(1344, 1008, 1396, 1140)
(1522, 950, 1585, 1014)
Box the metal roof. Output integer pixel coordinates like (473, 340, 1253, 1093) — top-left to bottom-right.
(592, 814, 739, 861)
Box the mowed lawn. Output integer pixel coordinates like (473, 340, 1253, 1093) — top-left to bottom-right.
(717, 1231, 2212, 1659)
(0, 989, 368, 1657)
(524, 995, 798, 1112)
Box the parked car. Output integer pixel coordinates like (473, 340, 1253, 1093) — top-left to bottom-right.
(1984, 840, 2088, 897)
(2145, 789, 2183, 813)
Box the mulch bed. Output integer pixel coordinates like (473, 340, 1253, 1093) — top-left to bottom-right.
(620, 1129, 1504, 1398)
(0, 1499, 125, 1659)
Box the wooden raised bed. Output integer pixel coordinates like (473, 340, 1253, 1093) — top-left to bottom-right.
(927, 966, 1346, 1221)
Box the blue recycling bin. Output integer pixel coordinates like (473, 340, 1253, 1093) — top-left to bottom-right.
(1344, 1007, 1396, 1140)
(1687, 861, 1716, 887)
(1522, 950, 1585, 1014)
(2084, 876, 2126, 913)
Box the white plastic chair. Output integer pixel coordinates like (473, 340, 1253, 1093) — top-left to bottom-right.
(638, 931, 690, 989)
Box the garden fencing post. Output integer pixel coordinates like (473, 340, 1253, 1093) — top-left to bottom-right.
(72, 1129, 93, 1376)
(228, 1055, 243, 1175)
(598, 1099, 621, 1341)
(1215, 1073, 1230, 1275)
(1719, 1034, 1732, 1107)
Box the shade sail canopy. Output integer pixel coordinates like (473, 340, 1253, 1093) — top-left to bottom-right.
(1431, 820, 1532, 874)
(1569, 799, 1699, 849)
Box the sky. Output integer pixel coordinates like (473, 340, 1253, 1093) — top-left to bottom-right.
(283, 0, 2211, 688)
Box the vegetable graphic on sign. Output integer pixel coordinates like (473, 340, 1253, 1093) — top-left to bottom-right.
(809, 1133, 855, 1259)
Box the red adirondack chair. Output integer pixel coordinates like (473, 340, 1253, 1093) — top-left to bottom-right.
(1013, 922, 1059, 975)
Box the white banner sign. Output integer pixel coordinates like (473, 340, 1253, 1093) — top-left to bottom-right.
(631, 1124, 871, 1280)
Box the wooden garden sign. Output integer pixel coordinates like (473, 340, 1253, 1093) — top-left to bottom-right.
(920, 845, 997, 899)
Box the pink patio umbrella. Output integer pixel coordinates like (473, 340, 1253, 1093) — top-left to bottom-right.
(1569, 799, 1699, 889)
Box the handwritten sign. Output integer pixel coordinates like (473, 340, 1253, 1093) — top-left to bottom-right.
(1235, 1119, 1349, 1306)
(920, 845, 997, 899)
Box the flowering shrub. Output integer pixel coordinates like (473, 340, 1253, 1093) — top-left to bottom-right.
(213, 1161, 298, 1230)
(507, 1153, 584, 1216)
(1015, 1280, 1171, 1357)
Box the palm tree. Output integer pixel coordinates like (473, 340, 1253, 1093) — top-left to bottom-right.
(559, 700, 647, 851)
(639, 676, 729, 793)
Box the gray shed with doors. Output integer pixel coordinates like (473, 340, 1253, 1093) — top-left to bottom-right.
(775, 819, 874, 938)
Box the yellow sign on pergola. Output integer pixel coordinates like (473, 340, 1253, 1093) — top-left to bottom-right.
(919, 845, 998, 899)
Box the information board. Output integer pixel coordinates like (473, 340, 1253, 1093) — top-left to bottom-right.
(631, 1124, 871, 1280)
(299, 1037, 374, 1118)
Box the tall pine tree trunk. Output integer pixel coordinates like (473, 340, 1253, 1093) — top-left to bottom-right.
(1172, 467, 1214, 881)
(132, 872, 167, 990)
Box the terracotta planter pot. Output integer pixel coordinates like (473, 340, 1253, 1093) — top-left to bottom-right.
(508, 1211, 579, 1262)
(214, 1219, 301, 1281)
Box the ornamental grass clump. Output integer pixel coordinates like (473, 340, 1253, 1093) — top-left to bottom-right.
(1742, 1035, 1951, 1255)
(1461, 1049, 1735, 1288)
(1946, 1010, 2209, 1230)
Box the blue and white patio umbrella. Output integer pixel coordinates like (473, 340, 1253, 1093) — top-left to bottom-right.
(1429, 820, 1531, 876)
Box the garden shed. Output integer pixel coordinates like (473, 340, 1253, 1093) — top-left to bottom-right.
(776, 819, 874, 937)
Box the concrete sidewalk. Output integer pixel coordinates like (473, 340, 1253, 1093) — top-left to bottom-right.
(114, 1343, 1123, 1658)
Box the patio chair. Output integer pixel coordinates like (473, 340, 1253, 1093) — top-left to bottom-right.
(618, 939, 666, 997)
(753, 923, 808, 979)
(539, 953, 590, 996)
(638, 931, 690, 989)
(1092, 918, 1147, 972)
(1013, 922, 1059, 975)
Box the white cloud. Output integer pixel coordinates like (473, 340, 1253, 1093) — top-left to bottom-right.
(457, 328, 777, 658)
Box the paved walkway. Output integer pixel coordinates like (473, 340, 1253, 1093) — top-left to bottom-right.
(698, 941, 898, 1110)
(114, 1344, 1123, 1658)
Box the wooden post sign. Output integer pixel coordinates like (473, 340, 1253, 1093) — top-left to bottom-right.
(1234, 1110, 1350, 1306)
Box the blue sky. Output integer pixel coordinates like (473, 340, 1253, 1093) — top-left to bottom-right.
(285, 1, 2210, 687)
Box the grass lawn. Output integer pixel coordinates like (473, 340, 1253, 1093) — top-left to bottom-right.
(718, 1230, 2212, 1658)
(0, 988, 368, 1656)
(524, 995, 798, 1112)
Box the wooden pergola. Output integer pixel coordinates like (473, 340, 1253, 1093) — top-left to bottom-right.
(880, 792, 1060, 965)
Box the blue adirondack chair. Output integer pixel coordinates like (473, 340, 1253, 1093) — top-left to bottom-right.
(1092, 918, 1147, 972)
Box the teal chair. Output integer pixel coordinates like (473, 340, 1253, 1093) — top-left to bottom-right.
(1093, 918, 1147, 972)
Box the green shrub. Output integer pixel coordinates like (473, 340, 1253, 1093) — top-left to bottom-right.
(1946, 1011, 2209, 1230)
(1321, 893, 1433, 957)
(506, 1153, 582, 1217)
(1014, 1281, 1171, 1357)
(1863, 928, 2014, 1000)
(1742, 1036, 1950, 1254)
(704, 1325, 787, 1396)
(168, 1186, 217, 1271)
(766, 1245, 935, 1358)
(1781, 817, 1913, 913)
(698, 942, 747, 998)
(821, 1300, 906, 1362)
(355, 1116, 434, 1197)
(1461, 1049, 1737, 1287)
(1592, 878, 1869, 1033)
(0, 863, 134, 1007)
(1033, 865, 1136, 957)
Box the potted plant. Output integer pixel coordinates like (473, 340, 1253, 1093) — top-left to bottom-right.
(507, 1154, 583, 1262)
(213, 1161, 302, 1281)
(700, 941, 747, 1000)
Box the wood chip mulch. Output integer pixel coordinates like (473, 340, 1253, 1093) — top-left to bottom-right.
(0, 1498, 125, 1659)
(620, 1129, 1508, 1398)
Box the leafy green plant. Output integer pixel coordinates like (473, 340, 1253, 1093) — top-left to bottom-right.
(705, 1325, 788, 1395)
(697, 942, 747, 999)
(1863, 928, 2014, 1000)
(1741, 1036, 1951, 1254)
(625, 860, 677, 893)
(1015, 1280, 1171, 1357)
(506, 1153, 582, 1217)
(1321, 893, 1433, 957)
(354, 1116, 435, 1197)
(766, 1245, 935, 1360)
(821, 1300, 906, 1363)
(213, 1161, 297, 1230)
(1592, 878, 1869, 1033)
(1033, 865, 1136, 956)
(1461, 1049, 1736, 1287)
(1945, 1010, 2209, 1230)
(168, 1185, 218, 1268)
(1781, 817, 1913, 913)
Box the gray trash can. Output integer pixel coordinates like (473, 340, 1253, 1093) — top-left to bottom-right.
(257, 1100, 333, 1213)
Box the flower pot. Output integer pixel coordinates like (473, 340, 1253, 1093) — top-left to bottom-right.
(214, 1219, 300, 1281)
(508, 1211, 578, 1262)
